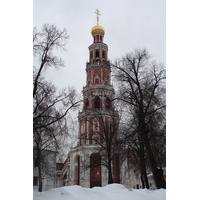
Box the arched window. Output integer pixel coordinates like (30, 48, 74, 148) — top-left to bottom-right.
(94, 76, 100, 84)
(102, 51, 105, 59)
(103, 50, 106, 61)
(90, 51, 93, 62)
(100, 35, 102, 42)
(96, 50, 99, 60)
(85, 98, 89, 109)
(94, 96, 100, 108)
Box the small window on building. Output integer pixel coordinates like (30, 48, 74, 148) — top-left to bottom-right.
(109, 121, 113, 132)
(90, 52, 93, 62)
(85, 98, 89, 109)
(100, 35, 102, 42)
(96, 50, 99, 60)
(103, 51, 105, 59)
(95, 78, 99, 84)
(103, 51, 106, 61)
(94, 96, 100, 108)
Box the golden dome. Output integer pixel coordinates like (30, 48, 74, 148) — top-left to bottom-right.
(91, 20, 105, 36)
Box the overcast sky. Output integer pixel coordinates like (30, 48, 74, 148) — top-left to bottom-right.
(33, 0, 165, 94)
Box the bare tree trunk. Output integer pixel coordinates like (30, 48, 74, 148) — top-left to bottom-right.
(37, 149, 43, 192)
(128, 167, 131, 190)
(140, 145, 145, 188)
(140, 168, 149, 189)
(38, 166, 43, 192)
(139, 137, 149, 189)
(140, 163, 149, 189)
(144, 137, 166, 189)
(141, 123, 165, 189)
(140, 171, 145, 188)
(107, 151, 113, 184)
(108, 163, 114, 184)
(144, 170, 149, 189)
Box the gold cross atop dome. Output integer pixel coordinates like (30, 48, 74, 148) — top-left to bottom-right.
(91, 9, 105, 36)
(95, 9, 101, 22)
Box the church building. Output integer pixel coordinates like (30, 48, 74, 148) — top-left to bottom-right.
(59, 10, 156, 189)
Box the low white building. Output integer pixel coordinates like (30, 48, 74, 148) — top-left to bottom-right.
(59, 143, 155, 189)
(33, 149, 57, 191)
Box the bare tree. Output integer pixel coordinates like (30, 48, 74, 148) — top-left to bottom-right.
(33, 24, 69, 97)
(33, 77, 79, 192)
(112, 49, 166, 189)
(33, 24, 80, 192)
(115, 104, 150, 189)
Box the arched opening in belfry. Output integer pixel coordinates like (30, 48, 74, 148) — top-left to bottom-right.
(95, 50, 99, 61)
(85, 98, 89, 109)
(90, 153, 101, 187)
(90, 51, 93, 62)
(100, 35, 102, 42)
(94, 96, 100, 108)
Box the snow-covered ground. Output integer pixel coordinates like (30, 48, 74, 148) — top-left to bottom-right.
(33, 184, 166, 200)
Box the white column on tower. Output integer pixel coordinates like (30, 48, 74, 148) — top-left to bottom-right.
(91, 68, 93, 84)
(101, 67, 103, 84)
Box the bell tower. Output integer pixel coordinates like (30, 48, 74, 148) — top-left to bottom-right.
(74, 10, 119, 187)
(78, 10, 117, 146)
(63, 10, 148, 189)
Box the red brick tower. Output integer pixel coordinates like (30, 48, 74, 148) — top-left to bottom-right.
(76, 10, 119, 187)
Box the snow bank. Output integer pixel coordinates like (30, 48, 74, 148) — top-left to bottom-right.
(33, 184, 166, 200)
